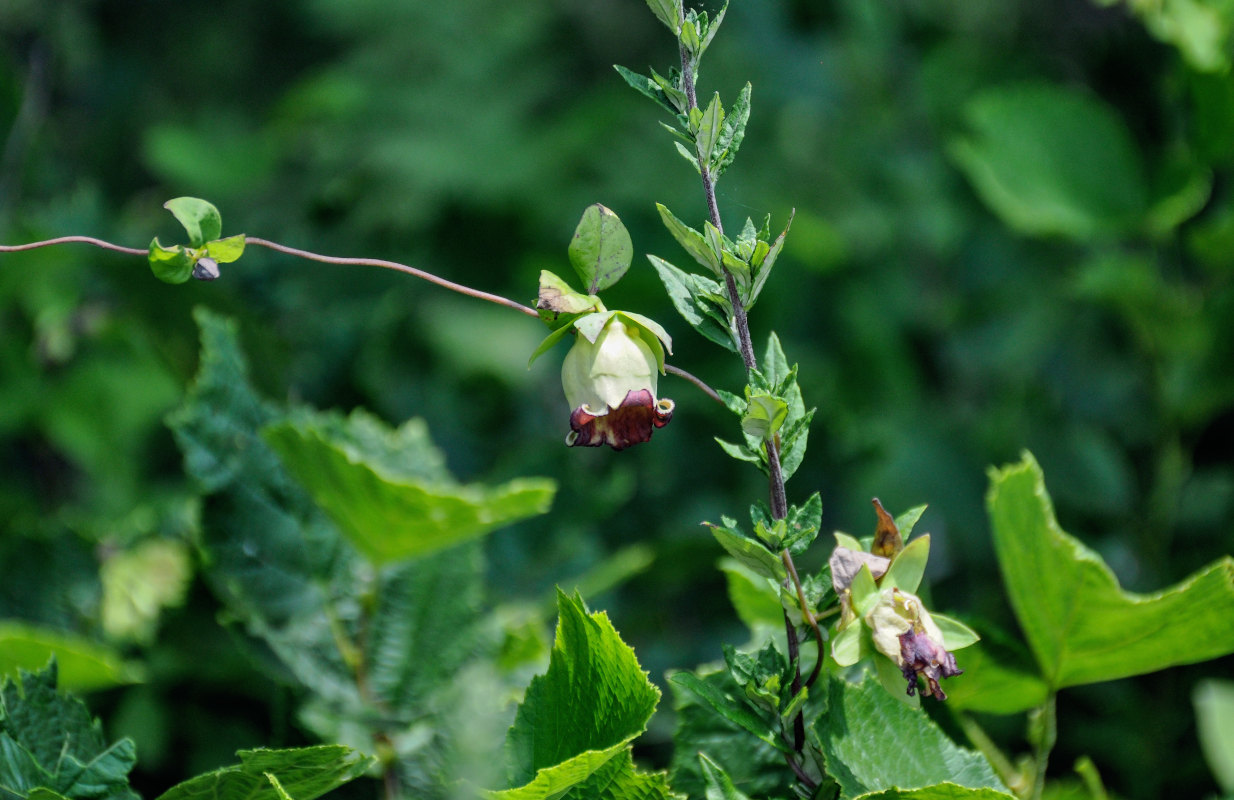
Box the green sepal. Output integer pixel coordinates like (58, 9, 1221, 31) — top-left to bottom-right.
(831, 623, 865, 667)
(573, 310, 616, 344)
(535, 270, 603, 329)
(883, 534, 930, 594)
(568, 204, 633, 294)
(148, 238, 197, 284)
(205, 234, 246, 263)
(851, 564, 881, 617)
(895, 504, 928, 540)
(616, 310, 674, 365)
(931, 613, 981, 651)
(528, 324, 576, 367)
(163, 197, 222, 247)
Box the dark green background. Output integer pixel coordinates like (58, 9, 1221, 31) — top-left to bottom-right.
(2, 1, 1232, 798)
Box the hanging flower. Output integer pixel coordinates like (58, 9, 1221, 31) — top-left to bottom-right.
(560, 312, 675, 450)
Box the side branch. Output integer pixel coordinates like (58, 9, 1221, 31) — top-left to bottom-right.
(0, 236, 147, 256)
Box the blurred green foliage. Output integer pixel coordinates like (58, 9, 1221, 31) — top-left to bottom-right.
(3, 0, 1234, 798)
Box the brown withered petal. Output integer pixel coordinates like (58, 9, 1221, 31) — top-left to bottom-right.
(899, 629, 963, 701)
(566, 388, 674, 451)
(870, 497, 903, 557)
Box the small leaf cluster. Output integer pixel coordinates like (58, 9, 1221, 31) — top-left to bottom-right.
(715, 334, 815, 480)
(148, 198, 245, 284)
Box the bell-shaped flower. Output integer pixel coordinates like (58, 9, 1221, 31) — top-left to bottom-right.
(561, 312, 674, 450)
(865, 588, 963, 701)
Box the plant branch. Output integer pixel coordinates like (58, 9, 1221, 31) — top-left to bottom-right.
(781, 548, 825, 690)
(664, 363, 722, 403)
(0, 236, 147, 256)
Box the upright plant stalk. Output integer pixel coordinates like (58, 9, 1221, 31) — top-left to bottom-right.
(674, 9, 814, 769)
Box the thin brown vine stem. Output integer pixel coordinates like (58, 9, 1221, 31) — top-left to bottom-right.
(664, 363, 722, 403)
(0, 236, 147, 256)
(782, 751, 818, 791)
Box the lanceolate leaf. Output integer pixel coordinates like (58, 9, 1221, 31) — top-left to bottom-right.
(714, 82, 751, 177)
(154, 747, 374, 800)
(613, 65, 678, 117)
(668, 671, 787, 753)
(656, 204, 721, 275)
(987, 452, 1234, 688)
(646, 255, 736, 352)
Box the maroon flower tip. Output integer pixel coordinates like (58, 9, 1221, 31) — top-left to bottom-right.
(566, 388, 674, 450)
(899, 628, 963, 701)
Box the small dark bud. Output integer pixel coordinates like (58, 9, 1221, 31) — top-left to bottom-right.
(192, 257, 221, 281)
(899, 628, 963, 701)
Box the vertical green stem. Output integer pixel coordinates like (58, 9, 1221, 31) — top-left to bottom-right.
(1027, 694, 1058, 800)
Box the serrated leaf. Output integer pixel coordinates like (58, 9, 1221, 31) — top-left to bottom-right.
(569, 204, 633, 294)
(0, 623, 141, 692)
(816, 674, 1009, 799)
(204, 234, 246, 263)
(263, 414, 555, 564)
(987, 452, 1234, 688)
(784, 493, 822, 554)
(656, 204, 721, 275)
(696, 93, 724, 172)
(147, 238, 196, 284)
(698, 753, 750, 800)
(153, 746, 374, 800)
(714, 81, 750, 178)
(163, 197, 222, 248)
(707, 523, 786, 581)
(501, 592, 660, 794)
(668, 672, 788, 754)
(613, 65, 678, 117)
(646, 255, 737, 353)
(0, 662, 139, 800)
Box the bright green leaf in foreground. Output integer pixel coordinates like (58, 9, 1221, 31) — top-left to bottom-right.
(163, 197, 222, 247)
(568, 204, 633, 294)
(493, 591, 666, 799)
(263, 413, 555, 564)
(0, 662, 139, 800)
(0, 624, 141, 692)
(153, 746, 374, 800)
(816, 674, 1009, 799)
(987, 452, 1234, 689)
(950, 83, 1148, 239)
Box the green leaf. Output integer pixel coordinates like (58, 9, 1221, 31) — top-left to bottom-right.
(643, 0, 681, 32)
(747, 209, 792, 308)
(698, 753, 751, 800)
(987, 452, 1234, 688)
(940, 625, 1050, 715)
(656, 204, 721, 275)
(646, 255, 737, 353)
(696, 93, 724, 172)
(163, 197, 222, 248)
(147, 238, 196, 284)
(720, 560, 785, 637)
(527, 323, 575, 367)
(1094, 0, 1233, 72)
(0, 623, 141, 692)
(499, 591, 661, 796)
(784, 492, 822, 554)
(0, 662, 139, 800)
(740, 390, 788, 441)
(713, 82, 750, 178)
(263, 411, 556, 564)
(668, 671, 788, 754)
(816, 674, 1009, 799)
(706, 523, 786, 582)
(153, 746, 374, 800)
(204, 234, 246, 263)
(612, 65, 678, 117)
(1195, 679, 1234, 793)
(949, 83, 1148, 239)
(568, 204, 633, 294)
(853, 787, 1019, 799)
(535, 269, 602, 326)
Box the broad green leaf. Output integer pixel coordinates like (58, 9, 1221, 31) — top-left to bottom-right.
(741, 390, 788, 440)
(706, 523, 786, 582)
(949, 83, 1148, 239)
(932, 614, 980, 652)
(855, 788, 1018, 800)
(153, 746, 374, 800)
(147, 239, 195, 284)
(568, 204, 633, 294)
(0, 662, 139, 800)
(535, 269, 601, 325)
(646, 255, 737, 352)
(987, 452, 1234, 688)
(204, 234, 246, 263)
(816, 674, 1009, 799)
(696, 93, 724, 172)
(0, 624, 141, 692)
(941, 627, 1050, 715)
(500, 591, 660, 795)
(490, 750, 677, 800)
(1094, 0, 1233, 72)
(1195, 679, 1234, 793)
(263, 413, 555, 564)
(668, 671, 788, 753)
(720, 560, 784, 637)
(163, 197, 222, 247)
(698, 754, 750, 800)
